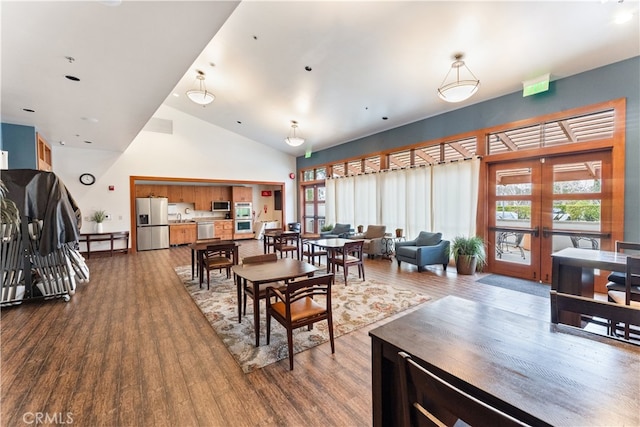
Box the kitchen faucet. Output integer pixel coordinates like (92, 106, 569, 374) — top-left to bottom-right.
(177, 213, 182, 221)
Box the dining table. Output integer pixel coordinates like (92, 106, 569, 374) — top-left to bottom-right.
(551, 247, 627, 325)
(310, 238, 363, 272)
(189, 239, 239, 286)
(232, 258, 318, 346)
(369, 295, 640, 426)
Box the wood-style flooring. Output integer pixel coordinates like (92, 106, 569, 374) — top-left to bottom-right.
(1, 239, 552, 426)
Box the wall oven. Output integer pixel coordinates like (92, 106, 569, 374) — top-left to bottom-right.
(235, 219, 253, 234)
(234, 202, 252, 219)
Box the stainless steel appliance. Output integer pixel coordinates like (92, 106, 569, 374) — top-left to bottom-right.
(234, 202, 253, 234)
(136, 197, 169, 251)
(212, 201, 231, 211)
(197, 221, 214, 240)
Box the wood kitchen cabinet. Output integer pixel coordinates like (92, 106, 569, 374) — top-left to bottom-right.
(212, 186, 232, 201)
(136, 184, 168, 198)
(214, 220, 233, 240)
(194, 187, 215, 211)
(37, 133, 52, 171)
(169, 223, 196, 245)
(168, 185, 195, 203)
(232, 186, 253, 202)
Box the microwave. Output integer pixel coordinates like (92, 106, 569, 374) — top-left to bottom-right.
(212, 201, 231, 211)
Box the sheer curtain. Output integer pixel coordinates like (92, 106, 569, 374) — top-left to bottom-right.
(404, 166, 432, 239)
(353, 173, 378, 228)
(431, 158, 480, 240)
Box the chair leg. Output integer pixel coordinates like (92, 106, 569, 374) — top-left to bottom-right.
(327, 318, 335, 354)
(287, 328, 295, 370)
(360, 263, 365, 281)
(266, 312, 272, 344)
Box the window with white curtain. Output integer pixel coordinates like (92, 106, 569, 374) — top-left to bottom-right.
(325, 158, 480, 240)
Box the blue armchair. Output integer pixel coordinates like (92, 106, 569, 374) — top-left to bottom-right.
(395, 232, 450, 272)
(320, 223, 353, 238)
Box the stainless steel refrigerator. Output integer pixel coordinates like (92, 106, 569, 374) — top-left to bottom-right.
(136, 197, 169, 251)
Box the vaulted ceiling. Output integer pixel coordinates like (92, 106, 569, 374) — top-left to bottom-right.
(2, 1, 638, 157)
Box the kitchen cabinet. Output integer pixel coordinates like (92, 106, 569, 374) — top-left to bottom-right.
(194, 187, 215, 211)
(168, 185, 195, 203)
(136, 184, 168, 198)
(212, 186, 232, 202)
(37, 133, 52, 171)
(214, 220, 233, 240)
(169, 223, 196, 245)
(232, 186, 253, 202)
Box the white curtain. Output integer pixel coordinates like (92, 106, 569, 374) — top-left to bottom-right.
(431, 158, 480, 240)
(326, 157, 480, 240)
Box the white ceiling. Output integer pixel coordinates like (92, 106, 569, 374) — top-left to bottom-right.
(2, 1, 639, 157)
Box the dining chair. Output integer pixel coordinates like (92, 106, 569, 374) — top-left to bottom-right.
(302, 239, 327, 266)
(328, 239, 365, 285)
(607, 255, 640, 339)
(397, 351, 531, 427)
(263, 227, 281, 254)
(202, 243, 235, 290)
(241, 253, 287, 317)
(606, 241, 640, 303)
(265, 273, 335, 370)
(274, 231, 300, 259)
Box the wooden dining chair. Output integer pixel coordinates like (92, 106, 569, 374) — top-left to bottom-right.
(263, 227, 281, 254)
(328, 239, 365, 285)
(397, 351, 531, 427)
(241, 253, 288, 318)
(266, 273, 335, 370)
(274, 231, 300, 259)
(201, 243, 235, 290)
(607, 255, 640, 339)
(302, 239, 327, 266)
(606, 241, 640, 303)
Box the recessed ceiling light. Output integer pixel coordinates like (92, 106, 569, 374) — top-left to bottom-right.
(23, 108, 35, 113)
(382, 117, 388, 120)
(59, 141, 65, 146)
(237, 121, 242, 124)
(81, 117, 99, 123)
(65, 75, 80, 82)
(83, 140, 93, 144)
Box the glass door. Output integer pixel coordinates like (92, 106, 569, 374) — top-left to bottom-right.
(488, 151, 612, 284)
(302, 184, 326, 233)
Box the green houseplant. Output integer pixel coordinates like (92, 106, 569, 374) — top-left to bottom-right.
(91, 210, 107, 233)
(450, 235, 486, 275)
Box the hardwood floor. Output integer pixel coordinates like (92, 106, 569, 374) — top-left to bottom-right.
(1, 239, 552, 426)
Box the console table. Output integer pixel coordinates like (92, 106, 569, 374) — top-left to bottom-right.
(79, 231, 130, 259)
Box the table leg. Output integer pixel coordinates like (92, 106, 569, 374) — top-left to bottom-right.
(191, 248, 195, 279)
(254, 282, 260, 346)
(236, 274, 243, 323)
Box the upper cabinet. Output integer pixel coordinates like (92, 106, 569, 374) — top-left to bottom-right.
(232, 186, 252, 203)
(194, 187, 214, 211)
(168, 185, 195, 203)
(136, 184, 168, 198)
(36, 133, 52, 171)
(212, 186, 231, 201)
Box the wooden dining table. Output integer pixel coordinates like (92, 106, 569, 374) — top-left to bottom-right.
(189, 239, 239, 286)
(369, 295, 640, 426)
(232, 258, 318, 346)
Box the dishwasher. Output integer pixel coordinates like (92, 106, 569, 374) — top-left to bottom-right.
(197, 221, 215, 240)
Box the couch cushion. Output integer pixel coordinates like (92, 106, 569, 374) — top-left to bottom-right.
(332, 223, 351, 234)
(396, 246, 418, 260)
(364, 225, 386, 239)
(415, 232, 442, 247)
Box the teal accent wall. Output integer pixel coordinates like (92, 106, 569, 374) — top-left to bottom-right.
(297, 57, 640, 241)
(1, 123, 37, 169)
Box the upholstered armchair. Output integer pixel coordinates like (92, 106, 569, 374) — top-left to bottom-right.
(352, 225, 387, 258)
(395, 231, 450, 272)
(320, 223, 353, 238)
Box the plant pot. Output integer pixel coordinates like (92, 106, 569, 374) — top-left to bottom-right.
(94, 222, 104, 234)
(456, 255, 477, 275)
(357, 225, 364, 233)
(395, 228, 403, 238)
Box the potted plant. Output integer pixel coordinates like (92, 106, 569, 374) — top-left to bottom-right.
(450, 235, 486, 275)
(321, 224, 333, 232)
(357, 225, 364, 233)
(91, 210, 107, 233)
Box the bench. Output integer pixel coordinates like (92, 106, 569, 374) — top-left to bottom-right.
(79, 231, 130, 259)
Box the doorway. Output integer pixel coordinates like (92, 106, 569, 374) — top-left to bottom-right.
(301, 184, 326, 233)
(488, 151, 612, 284)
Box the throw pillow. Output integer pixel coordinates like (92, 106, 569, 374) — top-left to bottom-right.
(415, 232, 442, 247)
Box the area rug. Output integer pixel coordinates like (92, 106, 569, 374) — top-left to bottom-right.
(476, 274, 550, 298)
(174, 265, 430, 373)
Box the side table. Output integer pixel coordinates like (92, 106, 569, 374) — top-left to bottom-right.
(381, 234, 405, 260)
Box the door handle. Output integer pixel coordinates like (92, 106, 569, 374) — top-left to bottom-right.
(542, 227, 551, 238)
(533, 226, 540, 238)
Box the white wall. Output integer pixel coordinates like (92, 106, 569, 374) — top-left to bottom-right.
(53, 105, 297, 236)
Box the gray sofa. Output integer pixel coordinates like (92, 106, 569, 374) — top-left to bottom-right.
(320, 223, 353, 238)
(351, 225, 387, 258)
(395, 231, 450, 272)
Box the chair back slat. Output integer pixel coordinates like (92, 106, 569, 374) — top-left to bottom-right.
(397, 352, 531, 427)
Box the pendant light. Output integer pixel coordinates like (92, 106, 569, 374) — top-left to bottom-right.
(186, 70, 215, 106)
(285, 121, 305, 147)
(437, 53, 480, 103)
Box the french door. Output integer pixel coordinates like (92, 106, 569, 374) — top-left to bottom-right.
(302, 184, 326, 233)
(488, 151, 613, 284)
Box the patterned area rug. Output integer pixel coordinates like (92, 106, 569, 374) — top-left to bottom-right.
(174, 265, 430, 373)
